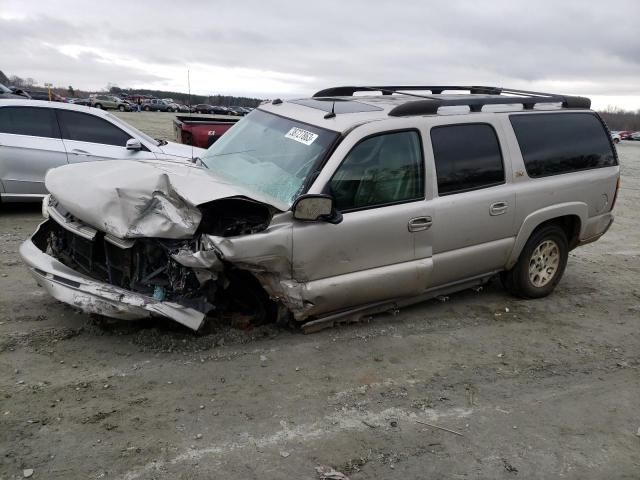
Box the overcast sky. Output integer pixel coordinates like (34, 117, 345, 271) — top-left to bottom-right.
(1, 0, 639, 110)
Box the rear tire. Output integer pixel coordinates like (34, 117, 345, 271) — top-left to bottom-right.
(144, 106, 150, 111)
(94, 103, 102, 109)
(503, 224, 568, 299)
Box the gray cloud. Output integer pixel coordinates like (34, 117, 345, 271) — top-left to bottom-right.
(1, 0, 639, 106)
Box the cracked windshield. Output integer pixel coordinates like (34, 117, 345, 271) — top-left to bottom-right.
(201, 110, 338, 206)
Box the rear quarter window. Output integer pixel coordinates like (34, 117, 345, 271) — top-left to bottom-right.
(509, 113, 616, 178)
(0, 106, 60, 138)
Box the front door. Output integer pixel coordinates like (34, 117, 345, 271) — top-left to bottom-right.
(0, 106, 68, 198)
(292, 130, 433, 317)
(55, 109, 157, 162)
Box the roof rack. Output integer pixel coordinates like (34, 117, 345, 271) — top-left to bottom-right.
(311, 85, 591, 116)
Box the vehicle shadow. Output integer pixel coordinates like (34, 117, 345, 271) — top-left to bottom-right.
(0, 202, 42, 216)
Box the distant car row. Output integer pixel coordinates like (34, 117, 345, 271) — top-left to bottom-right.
(0, 83, 256, 115)
(611, 130, 640, 143)
(192, 104, 254, 115)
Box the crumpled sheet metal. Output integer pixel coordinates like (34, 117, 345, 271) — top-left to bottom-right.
(204, 215, 316, 320)
(45, 160, 284, 239)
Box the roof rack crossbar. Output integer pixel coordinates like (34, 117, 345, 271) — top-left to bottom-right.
(312, 86, 504, 97)
(311, 85, 591, 116)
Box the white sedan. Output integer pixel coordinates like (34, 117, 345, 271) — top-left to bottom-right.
(0, 99, 206, 202)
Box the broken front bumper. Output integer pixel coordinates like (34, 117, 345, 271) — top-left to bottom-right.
(19, 222, 206, 330)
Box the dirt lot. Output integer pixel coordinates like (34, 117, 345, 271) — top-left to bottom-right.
(1, 115, 639, 478)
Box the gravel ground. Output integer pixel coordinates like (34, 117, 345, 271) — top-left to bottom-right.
(1, 120, 639, 479)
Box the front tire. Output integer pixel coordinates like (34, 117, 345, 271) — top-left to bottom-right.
(118, 105, 126, 112)
(503, 224, 568, 299)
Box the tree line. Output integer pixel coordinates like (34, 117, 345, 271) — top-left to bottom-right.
(598, 107, 640, 131)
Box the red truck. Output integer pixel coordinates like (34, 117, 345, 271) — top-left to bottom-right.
(173, 115, 239, 148)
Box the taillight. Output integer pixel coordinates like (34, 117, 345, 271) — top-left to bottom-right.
(611, 177, 620, 211)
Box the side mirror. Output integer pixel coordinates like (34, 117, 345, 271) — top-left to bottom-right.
(126, 138, 142, 151)
(292, 194, 343, 224)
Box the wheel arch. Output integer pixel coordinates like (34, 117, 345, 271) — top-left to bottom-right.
(506, 203, 587, 269)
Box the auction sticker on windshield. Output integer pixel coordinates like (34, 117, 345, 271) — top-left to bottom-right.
(285, 127, 319, 146)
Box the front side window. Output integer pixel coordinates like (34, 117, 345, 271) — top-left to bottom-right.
(329, 131, 424, 211)
(0, 106, 60, 138)
(201, 110, 338, 207)
(431, 124, 504, 195)
(509, 113, 616, 177)
(57, 110, 132, 146)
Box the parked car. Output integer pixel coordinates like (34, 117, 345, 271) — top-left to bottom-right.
(19, 85, 619, 334)
(228, 106, 247, 116)
(70, 98, 92, 106)
(27, 90, 65, 102)
(0, 99, 205, 202)
(629, 132, 640, 141)
(618, 130, 633, 140)
(91, 95, 131, 111)
(142, 99, 171, 112)
(193, 104, 214, 114)
(0, 83, 28, 99)
(173, 115, 239, 148)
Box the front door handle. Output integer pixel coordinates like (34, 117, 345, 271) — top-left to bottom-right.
(70, 149, 90, 156)
(490, 202, 508, 216)
(408, 216, 432, 232)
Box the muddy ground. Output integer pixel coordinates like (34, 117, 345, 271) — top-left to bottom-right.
(1, 114, 639, 479)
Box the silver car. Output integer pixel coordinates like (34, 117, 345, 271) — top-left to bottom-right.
(19, 86, 619, 332)
(0, 100, 206, 202)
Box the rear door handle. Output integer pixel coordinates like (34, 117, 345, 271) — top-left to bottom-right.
(408, 216, 432, 232)
(490, 202, 508, 216)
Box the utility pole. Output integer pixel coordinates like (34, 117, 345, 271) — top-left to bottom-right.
(44, 83, 53, 101)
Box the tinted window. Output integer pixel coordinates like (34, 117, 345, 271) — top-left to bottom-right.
(0, 106, 60, 138)
(329, 131, 424, 211)
(510, 113, 616, 177)
(431, 124, 504, 195)
(57, 110, 131, 146)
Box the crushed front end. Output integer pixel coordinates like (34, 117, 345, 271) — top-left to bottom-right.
(20, 195, 280, 331)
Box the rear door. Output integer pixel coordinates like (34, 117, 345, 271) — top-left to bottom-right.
(0, 105, 68, 199)
(56, 109, 157, 162)
(426, 121, 517, 286)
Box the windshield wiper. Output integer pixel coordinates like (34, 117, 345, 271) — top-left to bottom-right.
(209, 149, 256, 157)
(156, 138, 168, 146)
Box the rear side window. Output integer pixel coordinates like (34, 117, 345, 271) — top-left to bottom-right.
(510, 113, 616, 178)
(57, 110, 131, 146)
(431, 124, 504, 195)
(0, 106, 60, 138)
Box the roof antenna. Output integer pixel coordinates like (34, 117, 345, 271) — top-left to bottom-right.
(188, 69, 195, 163)
(324, 100, 336, 119)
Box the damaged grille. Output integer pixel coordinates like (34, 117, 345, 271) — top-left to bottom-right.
(41, 217, 216, 313)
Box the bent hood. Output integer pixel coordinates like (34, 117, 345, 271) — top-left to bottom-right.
(45, 160, 284, 239)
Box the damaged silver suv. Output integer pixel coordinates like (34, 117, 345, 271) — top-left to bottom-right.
(20, 86, 620, 332)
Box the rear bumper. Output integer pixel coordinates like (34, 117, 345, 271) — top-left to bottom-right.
(578, 212, 614, 246)
(19, 222, 205, 330)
